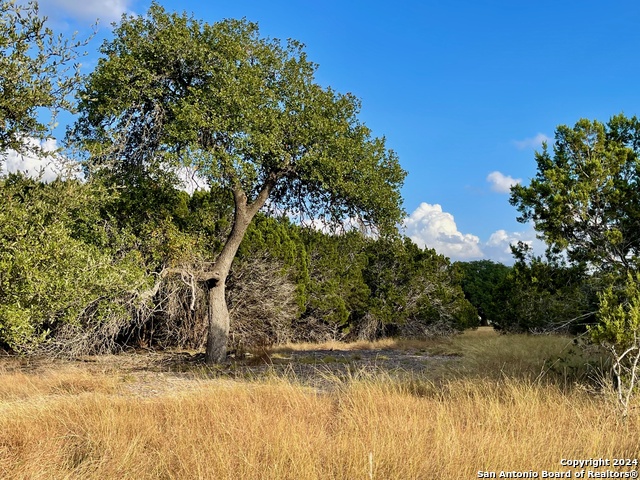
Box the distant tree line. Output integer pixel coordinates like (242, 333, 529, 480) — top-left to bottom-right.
(455, 250, 599, 335)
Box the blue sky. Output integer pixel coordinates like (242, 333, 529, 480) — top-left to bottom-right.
(11, 0, 640, 263)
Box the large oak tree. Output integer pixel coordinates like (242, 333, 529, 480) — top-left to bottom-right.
(71, 4, 406, 363)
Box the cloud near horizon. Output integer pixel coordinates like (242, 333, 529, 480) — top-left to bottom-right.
(403, 202, 544, 264)
(513, 133, 551, 150)
(403, 203, 483, 260)
(486, 171, 521, 193)
(1, 138, 82, 182)
(483, 228, 546, 263)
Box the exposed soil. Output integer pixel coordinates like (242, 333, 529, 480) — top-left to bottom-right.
(0, 344, 460, 397)
(238, 347, 456, 379)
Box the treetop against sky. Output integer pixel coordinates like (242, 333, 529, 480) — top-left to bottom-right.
(6, 0, 640, 264)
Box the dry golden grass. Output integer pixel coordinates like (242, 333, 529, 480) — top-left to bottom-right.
(0, 365, 119, 401)
(0, 330, 637, 479)
(440, 328, 596, 379)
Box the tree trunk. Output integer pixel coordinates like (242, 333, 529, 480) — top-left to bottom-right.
(202, 180, 275, 364)
(205, 279, 230, 363)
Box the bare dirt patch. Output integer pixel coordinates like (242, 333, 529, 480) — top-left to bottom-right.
(0, 341, 459, 397)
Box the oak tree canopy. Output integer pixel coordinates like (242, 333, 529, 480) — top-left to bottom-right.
(71, 3, 406, 363)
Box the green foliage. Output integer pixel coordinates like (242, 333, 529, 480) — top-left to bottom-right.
(363, 237, 477, 335)
(71, 3, 406, 234)
(491, 244, 595, 333)
(69, 3, 405, 362)
(392, 240, 478, 333)
(0, 174, 150, 351)
(0, 172, 478, 351)
(590, 273, 640, 418)
(236, 214, 310, 311)
(181, 188, 233, 251)
(455, 260, 510, 324)
(510, 113, 640, 411)
(511, 114, 640, 272)
(239, 228, 477, 342)
(590, 273, 640, 350)
(298, 234, 476, 340)
(0, 0, 88, 158)
(301, 230, 370, 334)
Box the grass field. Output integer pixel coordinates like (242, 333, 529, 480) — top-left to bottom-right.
(1, 328, 638, 479)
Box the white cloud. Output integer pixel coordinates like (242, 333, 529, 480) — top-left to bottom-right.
(403, 203, 483, 260)
(403, 203, 547, 264)
(37, 0, 132, 23)
(513, 133, 551, 150)
(1, 138, 82, 182)
(486, 171, 521, 193)
(483, 228, 545, 264)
